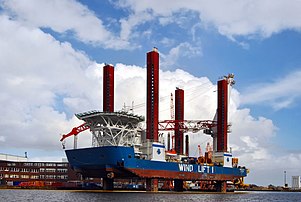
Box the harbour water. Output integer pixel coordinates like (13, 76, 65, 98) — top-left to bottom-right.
(1, 190, 301, 202)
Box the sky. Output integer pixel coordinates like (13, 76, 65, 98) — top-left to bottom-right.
(0, 0, 301, 186)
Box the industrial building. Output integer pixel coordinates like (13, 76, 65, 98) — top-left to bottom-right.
(0, 153, 81, 187)
(292, 176, 301, 189)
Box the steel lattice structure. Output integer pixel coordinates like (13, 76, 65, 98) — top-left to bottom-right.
(73, 111, 144, 152)
(158, 120, 217, 133)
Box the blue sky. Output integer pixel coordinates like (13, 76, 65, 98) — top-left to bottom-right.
(1, 0, 301, 186)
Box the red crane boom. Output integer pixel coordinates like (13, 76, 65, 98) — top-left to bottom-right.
(60, 123, 90, 142)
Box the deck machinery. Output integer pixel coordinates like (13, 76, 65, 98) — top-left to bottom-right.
(62, 48, 248, 192)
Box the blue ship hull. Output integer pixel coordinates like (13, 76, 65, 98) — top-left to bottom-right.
(66, 146, 247, 180)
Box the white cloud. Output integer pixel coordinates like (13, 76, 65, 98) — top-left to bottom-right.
(3, 0, 300, 54)
(0, 14, 98, 150)
(160, 42, 202, 69)
(241, 70, 301, 110)
(116, 0, 301, 41)
(0, 0, 131, 49)
(160, 37, 176, 47)
(119, 12, 153, 43)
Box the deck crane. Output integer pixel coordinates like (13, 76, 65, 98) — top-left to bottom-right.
(60, 123, 90, 149)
